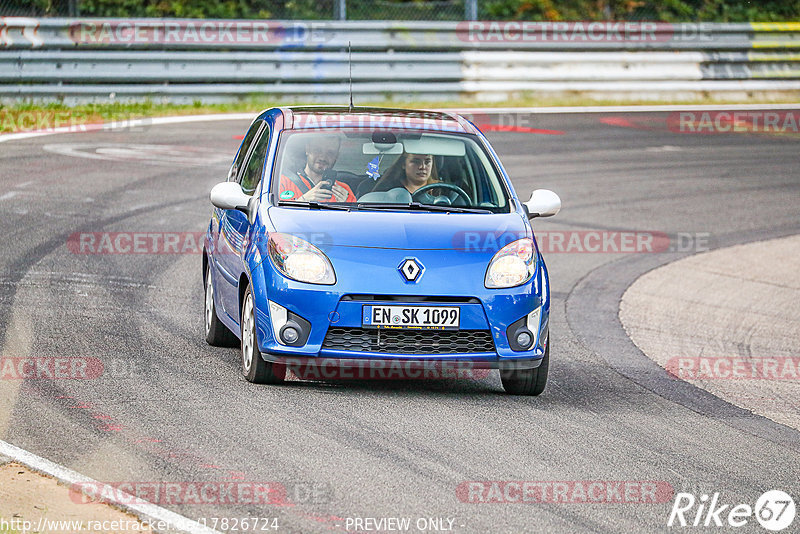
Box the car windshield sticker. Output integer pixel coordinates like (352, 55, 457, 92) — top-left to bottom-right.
(367, 155, 381, 180)
(280, 190, 294, 199)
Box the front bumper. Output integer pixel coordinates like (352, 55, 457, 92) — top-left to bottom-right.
(261, 350, 546, 371)
(252, 248, 551, 368)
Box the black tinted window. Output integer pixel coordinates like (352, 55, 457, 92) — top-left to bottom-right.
(241, 126, 269, 194)
(230, 120, 262, 182)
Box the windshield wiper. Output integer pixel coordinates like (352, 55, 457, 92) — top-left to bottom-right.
(279, 200, 491, 214)
(357, 202, 491, 214)
(278, 200, 351, 211)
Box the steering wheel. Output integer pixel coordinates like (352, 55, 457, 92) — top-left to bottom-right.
(412, 183, 470, 206)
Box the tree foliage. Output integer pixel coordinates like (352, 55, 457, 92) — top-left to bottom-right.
(9, 0, 800, 21)
(484, 0, 800, 21)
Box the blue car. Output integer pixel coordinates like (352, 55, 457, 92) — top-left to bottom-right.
(204, 107, 561, 395)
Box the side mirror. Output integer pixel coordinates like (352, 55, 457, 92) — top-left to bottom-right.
(210, 182, 251, 213)
(524, 189, 561, 219)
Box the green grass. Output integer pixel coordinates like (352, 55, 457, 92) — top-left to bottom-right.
(0, 99, 265, 134)
(1, 93, 799, 133)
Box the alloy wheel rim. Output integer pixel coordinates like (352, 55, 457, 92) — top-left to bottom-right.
(204, 273, 213, 334)
(242, 294, 254, 373)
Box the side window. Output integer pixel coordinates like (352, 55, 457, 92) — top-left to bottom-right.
(229, 120, 262, 182)
(466, 146, 495, 206)
(240, 125, 270, 194)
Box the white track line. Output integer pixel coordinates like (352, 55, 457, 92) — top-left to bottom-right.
(0, 113, 254, 144)
(2, 104, 798, 144)
(0, 440, 223, 534)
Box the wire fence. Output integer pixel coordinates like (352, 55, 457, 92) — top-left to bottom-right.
(1, 0, 798, 21)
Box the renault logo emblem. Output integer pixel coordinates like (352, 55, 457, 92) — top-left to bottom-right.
(399, 258, 424, 282)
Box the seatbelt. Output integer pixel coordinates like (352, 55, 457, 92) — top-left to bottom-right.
(286, 170, 313, 195)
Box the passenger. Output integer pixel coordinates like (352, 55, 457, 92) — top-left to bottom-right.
(278, 136, 356, 202)
(372, 152, 439, 194)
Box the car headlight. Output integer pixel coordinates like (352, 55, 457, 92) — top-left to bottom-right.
(485, 238, 537, 289)
(267, 233, 336, 285)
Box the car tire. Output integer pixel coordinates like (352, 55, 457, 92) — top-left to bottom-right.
(500, 339, 549, 396)
(240, 284, 285, 384)
(204, 265, 238, 347)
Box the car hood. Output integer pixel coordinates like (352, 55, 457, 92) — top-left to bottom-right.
(266, 207, 528, 251)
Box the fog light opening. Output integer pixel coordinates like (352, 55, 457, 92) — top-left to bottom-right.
(281, 326, 299, 344)
(516, 331, 533, 349)
(506, 305, 543, 352)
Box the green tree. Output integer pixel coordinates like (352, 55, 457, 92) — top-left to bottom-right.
(483, 0, 800, 21)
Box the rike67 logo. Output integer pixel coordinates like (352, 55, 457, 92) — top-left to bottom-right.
(668, 490, 795, 531)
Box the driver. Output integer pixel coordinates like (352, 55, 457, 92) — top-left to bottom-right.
(278, 135, 356, 202)
(371, 152, 439, 194)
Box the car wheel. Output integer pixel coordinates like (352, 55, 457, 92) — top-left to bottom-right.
(204, 264, 237, 347)
(241, 285, 285, 384)
(500, 339, 549, 396)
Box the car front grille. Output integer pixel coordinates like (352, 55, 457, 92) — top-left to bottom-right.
(322, 327, 496, 355)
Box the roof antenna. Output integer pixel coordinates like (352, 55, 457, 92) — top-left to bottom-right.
(348, 41, 354, 111)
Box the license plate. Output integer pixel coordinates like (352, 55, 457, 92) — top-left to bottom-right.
(362, 305, 460, 330)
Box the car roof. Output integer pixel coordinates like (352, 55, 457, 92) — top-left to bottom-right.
(276, 106, 477, 135)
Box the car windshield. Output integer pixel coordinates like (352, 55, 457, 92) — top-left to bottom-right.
(271, 130, 510, 213)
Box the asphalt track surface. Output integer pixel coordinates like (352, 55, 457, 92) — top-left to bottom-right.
(1, 111, 799, 533)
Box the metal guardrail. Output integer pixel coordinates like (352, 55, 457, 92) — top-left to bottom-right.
(1, 18, 799, 102)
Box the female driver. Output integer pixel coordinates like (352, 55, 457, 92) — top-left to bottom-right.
(372, 152, 438, 194)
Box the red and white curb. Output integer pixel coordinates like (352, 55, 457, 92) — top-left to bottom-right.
(1, 103, 798, 144)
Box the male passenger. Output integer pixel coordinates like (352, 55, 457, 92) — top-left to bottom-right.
(278, 135, 356, 202)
